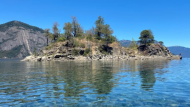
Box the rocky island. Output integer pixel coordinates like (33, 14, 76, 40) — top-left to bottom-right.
(22, 16, 181, 62)
(0, 16, 181, 61)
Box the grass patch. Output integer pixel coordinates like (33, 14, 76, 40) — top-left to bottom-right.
(72, 39, 85, 48)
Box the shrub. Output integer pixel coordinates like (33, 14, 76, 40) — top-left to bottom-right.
(34, 48, 38, 56)
(100, 35, 117, 44)
(159, 41, 164, 45)
(72, 49, 80, 56)
(86, 35, 93, 41)
(72, 39, 79, 47)
(80, 43, 85, 48)
(107, 35, 117, 43)
(84, 48, 91, 56)
(129, 38, 138, 49)
(57, 37, 66, 42)
(77, 35, 85, 40)
(98, 46, 109, 55)
(72, 39, 85, 48)
(45, 45, 52, 50)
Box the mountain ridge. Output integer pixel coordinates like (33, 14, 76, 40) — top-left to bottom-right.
(167, 46, 190, 58)
(0, 21, 46, 58)
(0, 20, 44, 33)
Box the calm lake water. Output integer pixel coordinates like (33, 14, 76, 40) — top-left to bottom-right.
(0, 59, 190, 107)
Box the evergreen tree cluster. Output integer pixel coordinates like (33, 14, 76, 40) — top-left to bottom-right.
(44, 16, 117, 46)
(139, 30, 155, 46)
(43, 16, 164, 49)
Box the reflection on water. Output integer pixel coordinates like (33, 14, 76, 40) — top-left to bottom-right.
(139, 60, 170, 91)
(0, 59, 190, 106)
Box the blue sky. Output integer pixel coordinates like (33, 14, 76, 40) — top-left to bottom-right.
(0, 0, 190, 47)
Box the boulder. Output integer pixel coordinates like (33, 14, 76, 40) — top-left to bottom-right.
(171, 55, 182, 60)
(67, 55, 75, 60)
(54, 54, 69, 58)
(42, 56, 48, 61)
(21, 56, 33, 61)
(37, 57, 42, 61)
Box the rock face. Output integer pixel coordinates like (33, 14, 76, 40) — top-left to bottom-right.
(0, 21, 46, 58)
(138, 44, 173, 57)
(22, 41, 182, 62)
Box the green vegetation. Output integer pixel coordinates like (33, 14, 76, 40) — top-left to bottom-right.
(42, 16, 164, 57)
(71, 16, 84, 37)
(94, 16, 116, 44)
(72, 49, 80, 56)
(40, 16, 118, 57)
(0, 21, 44, 33)
(71, 48, 90, 56)
(45, 44, 53, 50)
(63, 22, 73, 40)
(44, 16, 117, 46)
(71, 39, 85, 48)
(139, 30, 155, 46)
(33, 48, 38, 56)
(44, 29, 51, 46)
(0, 45, 28, 58)
(159, 41, 164, 45)
(84, 48, 90, 56)
(98, 45, 109, 55)
(129, 38, 138, 49)
(57, 36, 66, 42)
(52, 22, 60, 41)
(95, 16, 105, 40)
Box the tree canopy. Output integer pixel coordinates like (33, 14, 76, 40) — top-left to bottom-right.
(139, 30, 154, 46)
(129, 38, 138, 49)
(95, 16, 105, 40)
(52, 22, 60, 41)
(44, 29, 50, 46)
(71, 16, 84, 37)
(63, 22, 73, 40)
(94, 16, 116, 44)
(159, 41, 164, 45)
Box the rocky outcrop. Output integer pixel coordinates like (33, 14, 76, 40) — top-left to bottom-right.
(22, 47, 181, 62)
(0, 21, 46, 58)
(138, 44, 173, 57)
(22, 41, 182, 62)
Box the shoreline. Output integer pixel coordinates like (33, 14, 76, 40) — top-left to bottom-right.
(21, 55, 182, 62)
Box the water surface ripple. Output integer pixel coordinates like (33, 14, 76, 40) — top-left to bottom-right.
(0, 59, 190, 106)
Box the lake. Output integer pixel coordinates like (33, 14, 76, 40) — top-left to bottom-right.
(0, 59, 190, 106)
